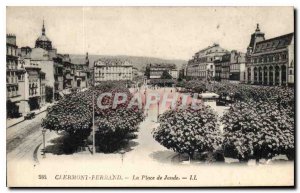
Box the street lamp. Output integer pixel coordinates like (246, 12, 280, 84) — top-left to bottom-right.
(120, 149, 126, 164)
(42, 128, 46, 158)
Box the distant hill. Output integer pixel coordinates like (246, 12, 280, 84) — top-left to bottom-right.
(70, 54, 187, 71)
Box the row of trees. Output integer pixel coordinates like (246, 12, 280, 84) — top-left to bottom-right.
(154, 81, 294, 162)
(177, 80, 294, 107)
(42, 81, 145, 153)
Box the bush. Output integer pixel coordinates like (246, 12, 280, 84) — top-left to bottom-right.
(153, 106, 222, 159)
(222, 100, 294, 162)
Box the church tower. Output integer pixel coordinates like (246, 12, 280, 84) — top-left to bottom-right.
(35, 20, 53, 51)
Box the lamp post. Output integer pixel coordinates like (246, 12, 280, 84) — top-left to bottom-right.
(42, 128, 46, 158)
(120, 149, 125, 164)
(53, 83, 55, 103)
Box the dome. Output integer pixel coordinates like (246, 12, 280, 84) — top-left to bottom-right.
(36, 34, 51, 42)
(35, 20, 53, 51)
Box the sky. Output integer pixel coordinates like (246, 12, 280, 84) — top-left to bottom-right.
(6, 7, 294, 60)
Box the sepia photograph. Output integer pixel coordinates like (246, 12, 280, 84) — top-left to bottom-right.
(5, 6, 295, 187)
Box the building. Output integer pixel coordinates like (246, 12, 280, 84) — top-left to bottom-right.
(214, 50, 246, 82)
(220, 53, 231, 81)
(35, 20, 52, 51)
(53, 55, 64, 99)
(74, 53, 90, 89)
(186, 43, 229, 80)
(245, 24, 294, 86)
(132, 67, 139, 81)
(229, 51, 246, 82)
(170, 69, 179, 79)
(18, 47, 57, 96)
(17, 21, 61, 100)
(214, 58, 222, 81)
(62, 54, 75, 90)
(179, 64, 187, 80)
(6, 34, 25, 118)
(17, 58, 46, 114)
(146, 63, 177, 79)
(94, 59, 133, 83)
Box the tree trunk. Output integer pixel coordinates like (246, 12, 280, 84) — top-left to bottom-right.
(255, 158, 260, 165)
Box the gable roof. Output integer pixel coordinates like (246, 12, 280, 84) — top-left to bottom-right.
(254, 33, 294, 54)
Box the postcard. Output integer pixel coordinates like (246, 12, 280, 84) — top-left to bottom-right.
(6, 6, 294, 187)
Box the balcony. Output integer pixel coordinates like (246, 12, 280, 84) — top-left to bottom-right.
(7, 91, 21, 101)
(65, 74, 74, 80)
(75, 71, 86, 77)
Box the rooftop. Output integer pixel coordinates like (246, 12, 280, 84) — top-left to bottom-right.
(254, 32, 294, 53)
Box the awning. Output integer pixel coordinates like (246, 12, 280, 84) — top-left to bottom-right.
(199, 93, 219, 99)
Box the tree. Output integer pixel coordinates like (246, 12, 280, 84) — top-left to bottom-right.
(144, 66, 150, 78)
(222, 100, 294, 162)
(153, 106, 222, 159)
(160, 70, 173, 79)
(42, 81, 145, 154)
(45, 86, 53, 103)
(95, 107, 144, 152)
(6, 100, 20, 118)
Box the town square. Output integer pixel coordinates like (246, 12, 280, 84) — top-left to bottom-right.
(6, 7, 294, 187)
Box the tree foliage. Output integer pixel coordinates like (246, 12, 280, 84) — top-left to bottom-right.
(153, 106, 221, 158)
(160, 70, 173, 79)
(42, 81, 145, 153)
(222, 100, 294, 161)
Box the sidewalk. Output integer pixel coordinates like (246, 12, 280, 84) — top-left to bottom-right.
(6, 103, 53, 128)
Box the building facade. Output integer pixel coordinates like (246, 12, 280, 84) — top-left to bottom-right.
(229, 51, 246, 82)
(245, 24, 294, 86)
(94, 59, 133, 83)
(220, 53, 231, 81)
(62, 54, 75, 90)
(74, 53, 90, 90)
(17, 58, 46, 114)
(53, 55, 64, 99)
(186, 43, 229, 80)
(146, 63, 177, 79)
(6, 34, 25, 118)
(214, 50, 246, 82)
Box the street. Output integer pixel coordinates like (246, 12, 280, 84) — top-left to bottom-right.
(6, 110, 59, 161)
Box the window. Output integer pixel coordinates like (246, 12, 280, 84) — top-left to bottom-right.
(263, 57, 267, 63)
(282, 54, 287, 60)
(269, 56, 273, 62)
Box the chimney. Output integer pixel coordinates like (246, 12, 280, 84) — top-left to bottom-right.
(6, 34, 16, 45)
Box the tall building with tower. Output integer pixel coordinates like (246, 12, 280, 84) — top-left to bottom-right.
(35, 20, 53, 51)
(245, 24, 294, 86)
